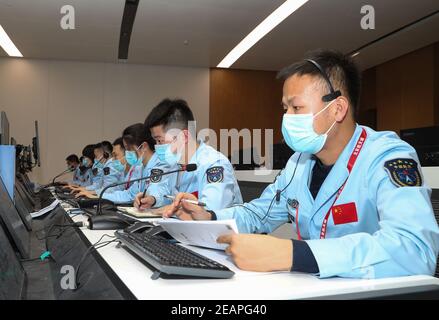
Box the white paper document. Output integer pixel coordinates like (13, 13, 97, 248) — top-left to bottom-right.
(30, 199, 60, 218)
(158, 219, 239, 250)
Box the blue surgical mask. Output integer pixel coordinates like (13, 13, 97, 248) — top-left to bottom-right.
(155, 143, 181, 166)
(94, 157, 104, 169)
(82, 158, 89, 167)
(281, 100, 337, 154)
(112, 160, 126, 172)
(125, 150, 143, 167)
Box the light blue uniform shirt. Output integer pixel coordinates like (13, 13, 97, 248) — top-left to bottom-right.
(215, 125, 439, 279)
(148, 142, 243, 211)
(86, 159, 106, 191)
(76, 168, 92, 187)
(103, 153, 165, 204)
(95, 158, 126, 197)
(71, 167, 82, 185)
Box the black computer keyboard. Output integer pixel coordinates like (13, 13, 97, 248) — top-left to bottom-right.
(116, 230, 235, 279)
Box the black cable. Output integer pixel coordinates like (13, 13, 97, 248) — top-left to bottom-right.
(261, 153, 302, 223)
(43, 222, 84, 261)
(35, 223, 80, 240)
(74, 234, 117, 290)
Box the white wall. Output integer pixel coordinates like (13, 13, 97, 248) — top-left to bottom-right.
(0, 57, 210, 184)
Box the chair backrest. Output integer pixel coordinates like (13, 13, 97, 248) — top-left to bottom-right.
(431, 189, 439, 278)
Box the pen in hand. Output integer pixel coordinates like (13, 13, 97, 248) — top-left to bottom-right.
(141, 180, 151, 199)
(164, 194, 206, 207)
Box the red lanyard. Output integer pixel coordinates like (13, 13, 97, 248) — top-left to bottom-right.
(296, 128, 367, 240)
(125, 167, 135, 190)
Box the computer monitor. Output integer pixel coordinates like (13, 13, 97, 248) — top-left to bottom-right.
(237, 181, 270, 203)
(14, 186, 33, 231)
(400, 126, 439, 167)
(0, 145, 16, 200)
(15, 179, 35, 213)
(0, 219, 26, 299)
(32, 120, 41, 167)
(231, 147, 261, 170)
(0, 111, 10, 145)
(0, 176, 30, 258)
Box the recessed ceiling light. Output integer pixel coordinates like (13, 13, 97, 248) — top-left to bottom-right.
(217, 0, 309, 68)
(0, 25, 22, 57)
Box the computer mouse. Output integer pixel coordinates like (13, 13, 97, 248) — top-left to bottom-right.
(144, 226, 173, 239)
(124, 221, 154, 234)
(87, 215, 132, 230)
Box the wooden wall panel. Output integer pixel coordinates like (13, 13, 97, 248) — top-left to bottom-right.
(358, 67, 377, 129)
(435, 42, 439, 125)
(376, 44, 436, 133)
(209, 68, 284, 160)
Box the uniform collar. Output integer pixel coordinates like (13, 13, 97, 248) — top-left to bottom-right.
(311, 124, 362, 214)
(187, 141, 205, 165)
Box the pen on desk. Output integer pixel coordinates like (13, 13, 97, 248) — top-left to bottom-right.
(164, 194, 206, 207)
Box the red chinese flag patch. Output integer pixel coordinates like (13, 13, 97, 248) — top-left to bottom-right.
(191, 191, 199, 199)
(332, 202, 358, 225)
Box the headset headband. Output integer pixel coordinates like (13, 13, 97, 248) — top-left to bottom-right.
(305, 59, 341, 102)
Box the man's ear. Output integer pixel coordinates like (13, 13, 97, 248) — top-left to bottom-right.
(334, 96, 349, 122)
(140, 141, 148, 152)
(181, 129, 190, 144)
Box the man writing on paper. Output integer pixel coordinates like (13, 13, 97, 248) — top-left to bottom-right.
(134, 98, 243, 211)
(163, 50, 439, 278)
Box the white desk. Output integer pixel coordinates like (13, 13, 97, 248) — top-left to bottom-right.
(64, 211, 439, 300)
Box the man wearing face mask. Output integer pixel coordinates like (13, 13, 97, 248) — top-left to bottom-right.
(101, 123, 163, 204)
(109, 137, 132, 192)
(73, 141, 118, 198)
(63, 154, 81, 185)
(163, 50, 439, 279)
(134, 98, 243, 211)
(64, 144, 95, 189)
(74, 138, 129, 198)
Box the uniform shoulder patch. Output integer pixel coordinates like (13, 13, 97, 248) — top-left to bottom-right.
(384, 158, 422, 187)
(103, 167, 110, 176)
(92, 168, 98, 176)
(206, 166, 224, 183)
(150, 168, 164, 183)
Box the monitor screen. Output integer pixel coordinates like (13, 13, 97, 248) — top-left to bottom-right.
(400, 126, 439, 167)
(0, 176, 30, 259)
(0, 145, 16, 200)
(32, 120, 41, 167)
(0, 220, 26, 299)
(0, 111, 10, 145)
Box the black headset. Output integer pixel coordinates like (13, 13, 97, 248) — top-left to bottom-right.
(305, 59, 341, 102)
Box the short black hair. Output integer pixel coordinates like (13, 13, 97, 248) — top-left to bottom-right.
(82, 144, 95, 161)
(277, 49, 361, 119)
(113, 137, 124, 150)
(122, 123, 155, 151)
(101, 140, 113, 154)
(65, 154, 79, 163)
(145, 98, 194, 131)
